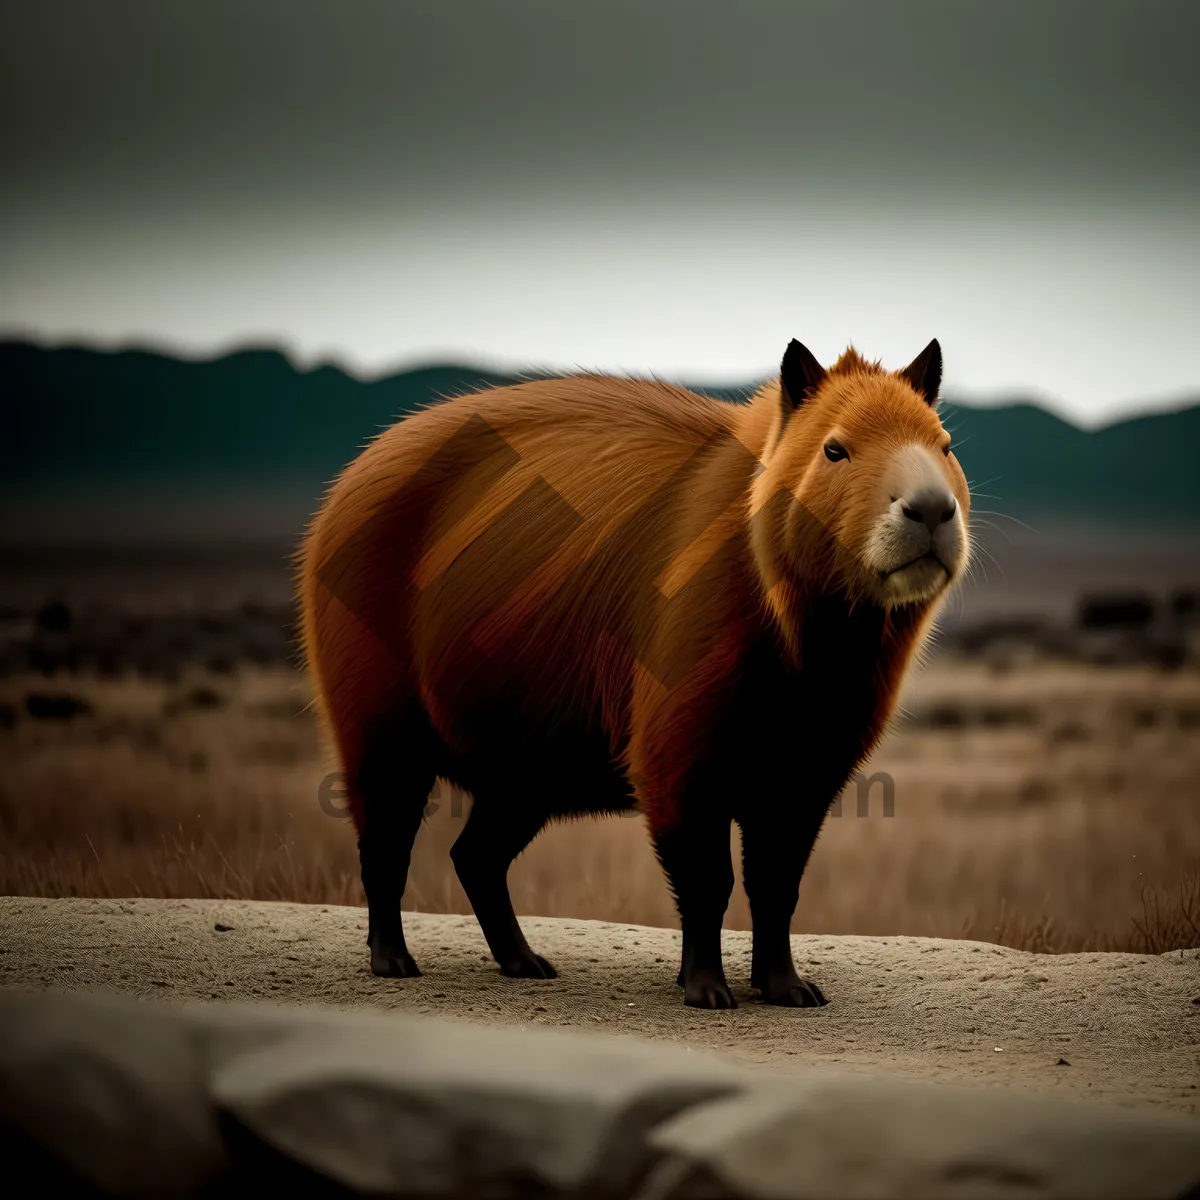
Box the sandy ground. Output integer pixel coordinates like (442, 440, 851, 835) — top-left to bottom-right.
(1, 896, 1196, 1118)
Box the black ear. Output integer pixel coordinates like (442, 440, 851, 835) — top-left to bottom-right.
(899, 338, 942, 404)
(780, 339, 827, 411)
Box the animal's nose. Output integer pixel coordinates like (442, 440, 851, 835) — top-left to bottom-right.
(901, 488, 957, 533)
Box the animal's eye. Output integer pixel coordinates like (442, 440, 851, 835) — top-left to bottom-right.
(824, 441, 849, 463)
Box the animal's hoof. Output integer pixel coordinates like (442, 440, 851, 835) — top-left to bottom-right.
(500, 953, 558, 980)
(370, 948, 422, 978)
(371, 951, 422, 978)
(683, 977, 738, 1010)
(761, 978, 827, 1007)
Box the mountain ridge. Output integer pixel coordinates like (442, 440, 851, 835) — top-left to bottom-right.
(7, 334, 1197, 429)
(3, 339, 1198, 544)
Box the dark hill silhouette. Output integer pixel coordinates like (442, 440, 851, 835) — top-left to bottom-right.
(2, 340, 1197, 546)
(2, 342, 521, 484)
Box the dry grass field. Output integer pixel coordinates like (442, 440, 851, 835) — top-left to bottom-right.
(2, 654, 1197, 954)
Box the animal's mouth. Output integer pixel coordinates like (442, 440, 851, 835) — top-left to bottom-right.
(881, 551, 949, 579)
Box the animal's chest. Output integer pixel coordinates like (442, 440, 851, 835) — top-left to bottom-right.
(708, 627, 893, 810)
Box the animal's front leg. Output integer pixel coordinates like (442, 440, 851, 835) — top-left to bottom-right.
(740, 810, 828, 1007)
(652, 813, 737, 1009)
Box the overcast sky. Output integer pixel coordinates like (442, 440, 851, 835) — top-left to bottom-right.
(2, 0, 1197, 426)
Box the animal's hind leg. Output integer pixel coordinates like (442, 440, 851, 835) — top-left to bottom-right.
(450, 798, 555, 979)
(356, 725, 436, 979)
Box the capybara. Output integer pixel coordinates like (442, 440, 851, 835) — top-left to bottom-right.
(298, 338, 970, 1007)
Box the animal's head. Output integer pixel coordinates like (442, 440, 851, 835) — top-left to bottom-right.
(750, 338, 970, 610)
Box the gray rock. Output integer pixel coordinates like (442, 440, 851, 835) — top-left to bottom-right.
(212, 1017, 742, 1196)
(640, 1074, 1200, 1199)
(0, 988, 231, 1198)
(0, 987, 1197, 1199)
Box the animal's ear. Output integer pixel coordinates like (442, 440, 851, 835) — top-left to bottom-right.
(899, 338, 942, 405)
(780, 339, 827, 411)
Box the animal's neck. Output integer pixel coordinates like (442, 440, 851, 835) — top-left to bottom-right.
(788, 591, 930, 748)
(797, 592, 924, 670)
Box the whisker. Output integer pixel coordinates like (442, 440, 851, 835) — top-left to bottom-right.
(968, 531, 1007, 580)
(971, 509, 1038, 534)
(977, 544, 1006, 580)
(968, 517, 1017, 548)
